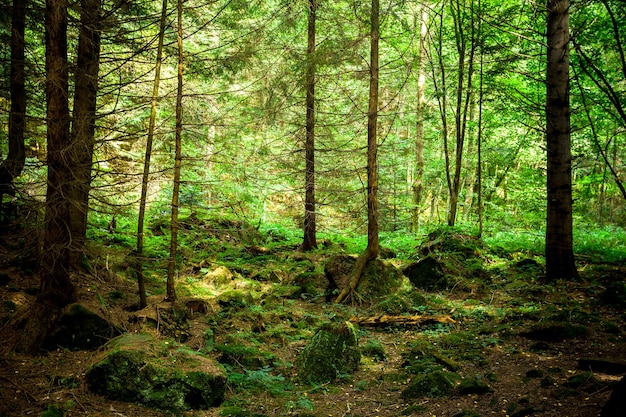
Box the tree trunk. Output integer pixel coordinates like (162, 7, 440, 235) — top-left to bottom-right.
(447, 0, 476, 227)
(15, 0, 76, 354)
(68, 0, 102, 268)
(166, 0, 184, 302)
(302, 0, 317, 251)
(336, 0, 379, 304)
(411, 6, 427, 234)
(0, 0, 26, 202)
(545, 0, 578, 280)
(135, 0, 168, 308)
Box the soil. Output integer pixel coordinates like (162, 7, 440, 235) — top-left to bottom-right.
(1, 250, 625, 417)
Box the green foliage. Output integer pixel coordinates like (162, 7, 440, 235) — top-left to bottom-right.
(39, 405, 65, 417)
(225, 365, 292, 396)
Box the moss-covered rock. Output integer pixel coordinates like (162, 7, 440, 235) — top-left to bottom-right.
(401, 370, 461, 399)
(520, 322, 590, 342)
(296, 321, 360, 384)
(324, 255, 405, 302)
(86, 333, 226, 411)
(42, 303, 122, 351)
(403, 256, 449, 291)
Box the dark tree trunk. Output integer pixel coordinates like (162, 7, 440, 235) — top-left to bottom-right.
(166, 0, 184, 302)
(302, 0, 317, 251)
(336, 0, 379, 303)
(545, 0, 578, 280)
(136, 0, 168, 308)
(15, 0, 76, 354)
(0, 0, 26, 202)
(68, 0, 102, 267)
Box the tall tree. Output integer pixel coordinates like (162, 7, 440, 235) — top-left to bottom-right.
(165, 0, 184, 302)
(135, 0, 168, 308)
(447, 0, 477, 226)
(302, 0, 318, 251)
(16, 0, 76, 353)
(411, 5, 427, 233)
(545, 0, 578, 280)
(335, 0, 379, 303)
(0, 0, 26, 205)
(68, 0, 102, 267)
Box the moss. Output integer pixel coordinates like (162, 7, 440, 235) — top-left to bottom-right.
(360, 340, 386, 362)
(401, 370, 461, 399)
(86, 334, 226, 411)
(296, 321, 360, 384)
(457, 377, 493, 395)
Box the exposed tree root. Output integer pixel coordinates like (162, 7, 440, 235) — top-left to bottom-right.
(334, 246, 377, 304)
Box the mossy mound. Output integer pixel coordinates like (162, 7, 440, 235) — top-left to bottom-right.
(403, 256, 449, 291)
(296, 321, 360, 384)
(401, 370, 461, 399)
(405, 229, 493, 292)
(325, 255, 405, 302)
(86, 333, 226, 411)
(520, 322, 590, 342)
(42, 303, 122, 351)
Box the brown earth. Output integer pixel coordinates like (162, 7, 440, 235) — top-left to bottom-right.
(1, 259, 624, 417)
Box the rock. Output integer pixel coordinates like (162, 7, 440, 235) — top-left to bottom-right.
(403, 256, 448, 291)
(578, 358, 626, 375)
(203, 265, 235, 286)
(42, 303, 122, 351)
(86, 333, 226, 411)
(296, 321, 360, 384)
(602, 281, 626, 308)
(324, 255, 405, 302)
(401, 370, 461, 399)
(519, 322, 589, 342)
(379, 246, 396, 259)
(601, 375, 626, 417)
(457, 377, 493, 395)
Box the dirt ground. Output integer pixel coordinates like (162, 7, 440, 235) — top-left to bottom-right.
(1, 262, 624, 417)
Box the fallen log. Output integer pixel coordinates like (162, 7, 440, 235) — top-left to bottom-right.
(349, 314, 456, 327)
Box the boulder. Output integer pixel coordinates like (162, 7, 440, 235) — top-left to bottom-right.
(401, 370, 461, 399)
(519, 322, 589, 342)
(296, 321, 360, 384)
(601, 375, 626, 417)
(86, 333, 226, 411)
(403, 256, 449, 291)
(324, 255, 405, 302)
(42, 303, 122, 351)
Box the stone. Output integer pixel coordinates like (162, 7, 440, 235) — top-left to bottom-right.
(578, 358, 626, 375)
(401, 370, 461, 399)
(601, 375, 626, 417)
(403, 256, 448, 291)
(86, 333, 226, 411)
(324, 255, 405, 302)
(602, 281, 626, 308)
(296, 321, 360, 384)
(42, 303, 122, 351)
(519, 322, 589, 342)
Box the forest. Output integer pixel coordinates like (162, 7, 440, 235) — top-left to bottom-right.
(0, 0, 625, 416)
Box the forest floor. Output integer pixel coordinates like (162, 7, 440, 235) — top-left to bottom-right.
(1, 222, 625, 417)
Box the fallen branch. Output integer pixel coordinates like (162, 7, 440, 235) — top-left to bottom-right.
(349, 314, 456, 327)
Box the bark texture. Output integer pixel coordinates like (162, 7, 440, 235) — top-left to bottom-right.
(545, 0, 578, 280)
(0, 0, 26, 200)
(16, 0, 76, 353)
(302, 0, 318, 251)
(68, 0, 102, 267)
(336, 0, 379, 303)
